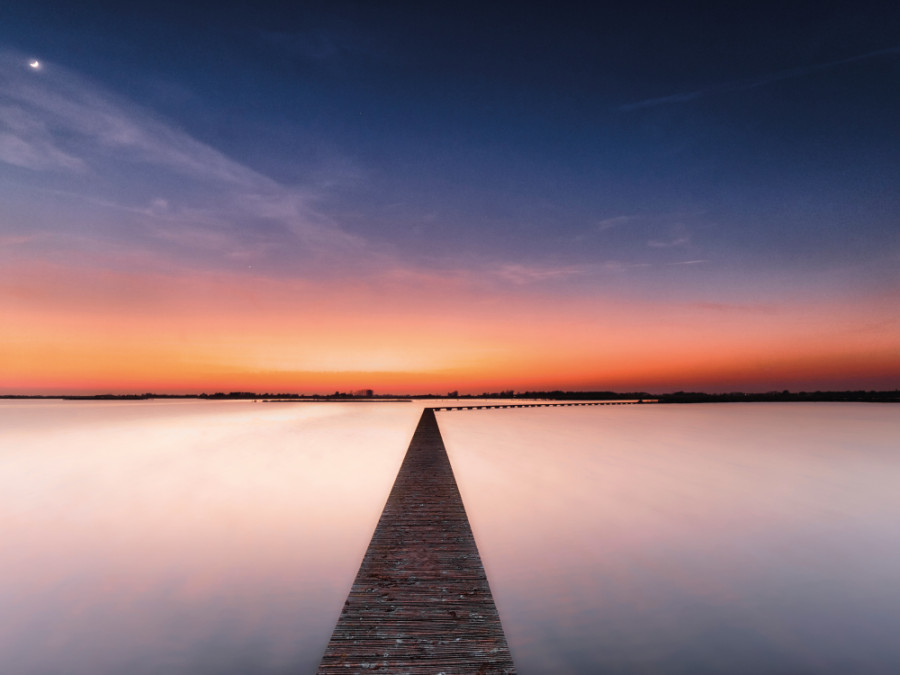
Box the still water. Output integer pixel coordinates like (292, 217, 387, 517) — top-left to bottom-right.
(2, 400, 899, 673)
(1, 400, 420, 674)
(440, 403, 900, 674)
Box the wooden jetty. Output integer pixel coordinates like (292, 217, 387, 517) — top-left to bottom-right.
(317, 408, 515, 674)
(432, 399, 653, 411)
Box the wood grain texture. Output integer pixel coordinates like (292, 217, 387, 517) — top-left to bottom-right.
(317, 408, 515, 674)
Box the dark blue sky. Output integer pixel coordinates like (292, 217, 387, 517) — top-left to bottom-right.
(6, 2, 898, 260)
(2, 1, 899, 391)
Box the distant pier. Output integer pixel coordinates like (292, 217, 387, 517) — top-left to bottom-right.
(432, 399, 653, 411)
(317, 408, 515, 674)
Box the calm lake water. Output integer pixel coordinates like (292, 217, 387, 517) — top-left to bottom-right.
(440, 403, 900, 674)
(2, 400, 899, 673)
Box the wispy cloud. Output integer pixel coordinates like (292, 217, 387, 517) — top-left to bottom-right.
(620, 46, 900, 111)
(667, 259, 707, 266)
(0, 50, 719, 296)
(490, 258, 706, 285)
(0, 233, 44, 247)
(690, 301, 775, 313)
(648, 236, 690, 248)
(0, 54, 258, 185)
(0, 50, 367, 275)
(0, 109, 86, 171)
(495, 263, 587, 285)
(595, 215, 636, 231)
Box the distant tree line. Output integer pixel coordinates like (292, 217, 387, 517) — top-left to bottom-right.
(655, 390, 900, 403)
(2, 389, 897, 402)
(513, 390, 652, 401)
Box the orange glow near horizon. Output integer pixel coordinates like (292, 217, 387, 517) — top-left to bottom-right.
(3, 259, 899, 395)
(2, 28, 898, 400)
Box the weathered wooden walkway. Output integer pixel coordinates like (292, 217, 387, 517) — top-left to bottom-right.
(317, 408, 515, 674)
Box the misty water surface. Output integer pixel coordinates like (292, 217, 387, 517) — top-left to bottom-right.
(1, 400, 421, 674)
(2, 400, 899, 673)
(441, 402, 900, 674)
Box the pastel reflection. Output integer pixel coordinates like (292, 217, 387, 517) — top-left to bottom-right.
(440, 403, 900, 674)
(0, 400, 421, 674)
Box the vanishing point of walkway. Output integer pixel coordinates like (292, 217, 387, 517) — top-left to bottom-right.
(317, 408, 515, 674)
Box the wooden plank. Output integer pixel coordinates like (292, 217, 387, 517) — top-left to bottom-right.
(317, 408, 515, 674)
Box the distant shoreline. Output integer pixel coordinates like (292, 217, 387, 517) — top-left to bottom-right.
(1, 390, 897, 403)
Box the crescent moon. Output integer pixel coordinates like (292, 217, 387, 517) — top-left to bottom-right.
(29, 60, 41, 69)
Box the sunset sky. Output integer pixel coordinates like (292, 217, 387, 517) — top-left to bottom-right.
(2, 1, 899, 394)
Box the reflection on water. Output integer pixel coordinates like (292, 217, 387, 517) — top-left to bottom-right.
(440, 403, 900, 674)
(3, 401, 899, 673)
(0, 400, 422, 674)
